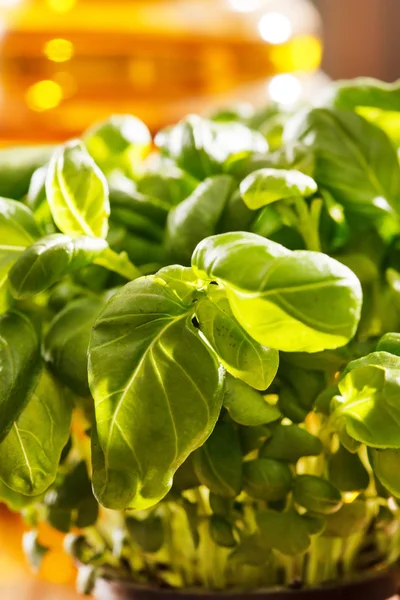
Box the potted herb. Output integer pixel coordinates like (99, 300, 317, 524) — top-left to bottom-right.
(1, 78, 400, 600)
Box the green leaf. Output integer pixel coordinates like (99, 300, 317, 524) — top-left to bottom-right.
(240, 168, 317, 210)
(93, 246, 141, 280)
(0, 370, 72, 496)
(209, 515, 236, 548)
(84, 115, 151, 177)
(260, 424, 322, 463)
(46, 140, 110, 238)
(243, 458, 292, 501)
(229, 534, 271, 566)
(126, 515, 164, 553)
(166, 176, 235, 265)
(192, 232, 362, 352)
(0, 197, 42, 311)
(223, 376, 281, 426)
(196, 288, 279, 391)
(156, 115, 268, 180)
(193, 422, 242, 498)
(323, 501, 368, 538)
(0, 311, 41, 441)
(8, 234, 108, 299)
(371, 449, 400, 498)
(257, 509, 311, 556)
(0, 145, 53, 200)
(89, 271, 224, 510)
(137, 159, 198, 207)
(209, 494, 234, 517)
(293, 475, 342, 515)
(328, 446, 369, 492)
(239, 425, 271, 456)
(336, 352, 400, 448)
(376, 332, 400, 357)
(44, 296, 107, 396)
(172, 454, 199, 491)
(318, 77, 400, 112)
(285, 108, 400, 216)
(0, 480, 42, 511)
(23, 531, 49, 573)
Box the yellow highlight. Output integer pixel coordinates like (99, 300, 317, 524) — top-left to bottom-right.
(343, 491, 360, 504)
(270, 35, 323, 73)
(46, 0, 76, 12)
(26, 80, 63, 112)
(44, 38, 74, 63)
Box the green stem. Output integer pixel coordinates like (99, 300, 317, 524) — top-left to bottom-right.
(293, 197, 322, 252)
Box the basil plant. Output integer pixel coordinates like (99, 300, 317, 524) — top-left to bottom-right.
(1, 78, 400, 594)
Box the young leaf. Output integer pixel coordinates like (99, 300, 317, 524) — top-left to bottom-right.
(126, 515, 164, 553)
(165, 176, 235, 264)
(193, 421, 243, 498)
(293, 475, 342, 515)
(0, 311, 41, 442)
(240, 168, 317, 210)
(257, 509, 311, 556)
(46, 140, 110, 238)
(285, 108, 400, 216)
(84, 115, 151, 176)
(328, 445, 369, 492)
(376, 332, 400, 357)
(323, 501, 368, 538)
(243, 458, 292, 501)
(8, 234, 108, 299)
(94, 247, 141, 280)
(209, 515, 236, 548)
(196, 287, 279, 391)
(259, 424, 322, 463)
(44, 296, 107, 396)
(89, 274, 224, 510)
(371, 449, 400, 498)
(156, 115, 268, 180)
(336, 352, 400, 448)
(137, 159, 198, 207)
(0, 370, 72, 496)
(192, 232, 362, 352)
(223, 376, 281, 427)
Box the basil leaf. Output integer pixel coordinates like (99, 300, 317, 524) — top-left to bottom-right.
(336, 352, 400, 448)
(8, 234, 108, 299)
(376, 332, 400, 357)
(126, 515, 164, 553)
(44, 296, 107, 396)
(0, 145, 53, 199)
(293, 475, 342, 515)
(285, 108, 400, 216)
(192, 232, 362, 352)
(156, 115, 268, 180)
(0, 480, 42, 511)
(0, 198, 42, 311)
(323, 501, 368, 538)
(241, 168, 317, 210)
(257, 509, 311, 556)
(84, 115, 151, 177)
(260, 424, 322, 463)
(209, 515, 236, 548)
(243, 458, 292, 501)
(371, 449, 400, 498)
(46, 140, 110, 238)
(0, 370, 72, 496)
(137, 159, 198, 207)
(328, 445, 369, 492)
(196, 288, 279, 391)
(0, 311, 41, 441)
(319, 77, 400, 112)
(89, 273, 224, 510)
(193, 422, 242, 498)
(166, 176, 235, 264)
(223, 376, 281, 427)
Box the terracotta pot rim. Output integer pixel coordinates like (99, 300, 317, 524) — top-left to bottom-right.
(94, 567, 400, 600)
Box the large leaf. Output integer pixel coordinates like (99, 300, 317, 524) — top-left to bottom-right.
(8, 234, 108, 299)
(165, 176, 235, 264)
(0, 311, 41, 442)
(0, 198, 42, 311)
(371, 449, 400, 498)
(195, 287, 279, 390)
(285, 108, 400, 216)
(0, 370, 72, 496)
(44, 296, 107, 396)
(46, 140, 110, 238)
(193, 421, 242, 498)
(156, 115, 268, 180)
(89, 268, 225, 510)
(240, 168, 317, 210)
(192, 232, 362, 352)
(335, 352, 400, 448)
(318, 77, 400, 112)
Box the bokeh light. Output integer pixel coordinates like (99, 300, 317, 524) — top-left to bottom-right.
(44, 38, 74, 63)
(268, 73, 301, 105)
(258, 12, 292, 45)
(25, 80, 63, 112)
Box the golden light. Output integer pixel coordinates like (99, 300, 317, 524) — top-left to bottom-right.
(46, 0, 76, 13)
(44, 38, 74, 63)
(258, 12, 292, 45)
(270, 35, 323, 73)
(25, 80, 63, 112)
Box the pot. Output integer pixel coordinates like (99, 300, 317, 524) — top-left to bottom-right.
(94, 569, 400, 600)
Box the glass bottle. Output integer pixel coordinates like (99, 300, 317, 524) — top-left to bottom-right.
(0, 0, 322, 143)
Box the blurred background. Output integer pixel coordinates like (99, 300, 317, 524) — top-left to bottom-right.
(0, 0, 399, 598)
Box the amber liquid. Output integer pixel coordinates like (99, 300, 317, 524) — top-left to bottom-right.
(0, 0, 322, 143)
